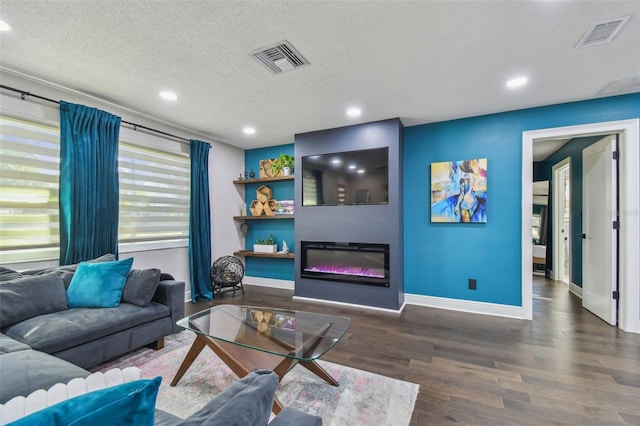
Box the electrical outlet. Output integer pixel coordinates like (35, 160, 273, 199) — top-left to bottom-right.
(468, 278, 477, 290)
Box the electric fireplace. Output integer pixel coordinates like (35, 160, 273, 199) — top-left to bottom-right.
(300, 241, 389, 287)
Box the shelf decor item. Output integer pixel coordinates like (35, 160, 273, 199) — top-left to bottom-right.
(271, 153, 294, 176)
(275, 200, 295, 215)
(259, 159, 277, 178)
(249, 185, 276, 216)
(254, 234, 277, 253)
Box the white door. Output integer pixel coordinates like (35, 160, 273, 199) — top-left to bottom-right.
(582, 135, 617, 325)
(552, 159, 571, 283)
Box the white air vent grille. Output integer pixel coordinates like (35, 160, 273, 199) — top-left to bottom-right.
(252, 40, 309, 74)
(576, 15, 631, 48)
(597, 76, 640, 96)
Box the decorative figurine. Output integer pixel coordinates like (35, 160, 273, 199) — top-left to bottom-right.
(244, 167, 248, 179)
(278, 240, 289, 254)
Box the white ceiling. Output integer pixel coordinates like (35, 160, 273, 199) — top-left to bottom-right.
(0, 1, 638, 150)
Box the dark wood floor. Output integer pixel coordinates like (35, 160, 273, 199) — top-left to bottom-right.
(185, 277, 640, 425)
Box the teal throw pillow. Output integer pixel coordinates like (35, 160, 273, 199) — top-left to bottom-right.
(8, 377, 161, 426)
(67, 258, 134, 308)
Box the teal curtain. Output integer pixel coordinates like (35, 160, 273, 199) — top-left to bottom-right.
(189, 139, 212, 302)
(59, 101, 121, 265)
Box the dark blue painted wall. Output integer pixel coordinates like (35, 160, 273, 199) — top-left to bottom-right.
(243, 144, 294, 280)
(404, 93, 640, 307)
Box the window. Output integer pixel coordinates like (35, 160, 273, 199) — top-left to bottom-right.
(118, 141, 190, 249)
(0, 115, 61, 262)
(0, 112, 191, 262)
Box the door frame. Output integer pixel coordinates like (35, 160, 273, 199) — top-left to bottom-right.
(521, 119, 639, 333)
(551, 157, 571, 284)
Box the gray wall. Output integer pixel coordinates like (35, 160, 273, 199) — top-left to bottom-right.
(294, 118, 404, 310)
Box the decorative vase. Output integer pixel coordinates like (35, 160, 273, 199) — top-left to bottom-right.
(249, 169, 255, 178)
(253, 244, 277, 254)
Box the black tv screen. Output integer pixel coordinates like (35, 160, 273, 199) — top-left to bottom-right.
(302, 147, 389, 206)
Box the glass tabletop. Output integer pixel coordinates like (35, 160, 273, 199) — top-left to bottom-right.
(177, 305, 352, 361)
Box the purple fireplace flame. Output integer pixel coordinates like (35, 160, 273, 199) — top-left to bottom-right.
(303, 265, 385, 279)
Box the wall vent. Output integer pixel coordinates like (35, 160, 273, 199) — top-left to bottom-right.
(597, 76, 640, 96)
(251, 40, 309, 74)
(576, 15, 631, 48)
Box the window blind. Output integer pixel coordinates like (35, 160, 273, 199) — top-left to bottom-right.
(0, 115, 61, 261)
(118, 141, 190, 245)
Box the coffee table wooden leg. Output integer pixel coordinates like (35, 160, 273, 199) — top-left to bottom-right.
(272, 396, 284, 414)
(299, 360, 339, 386)
(171, 334, 206, 386)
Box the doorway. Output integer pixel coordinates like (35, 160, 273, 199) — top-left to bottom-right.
(551, 159, 571, 285)
(521, 119, 639, 334)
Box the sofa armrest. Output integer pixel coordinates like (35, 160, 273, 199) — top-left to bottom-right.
(152, 280, 185, 333)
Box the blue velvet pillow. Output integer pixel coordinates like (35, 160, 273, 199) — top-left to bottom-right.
(66, 258, 134, 308)
(9, 377, 161, 426)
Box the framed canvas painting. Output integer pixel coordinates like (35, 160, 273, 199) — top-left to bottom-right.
(431, 158, 487, 223)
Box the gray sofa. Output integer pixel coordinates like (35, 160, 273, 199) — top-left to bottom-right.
(0, 264, 185, 370)
(0, 258, 185, 403)
(0, 262, 322, 425)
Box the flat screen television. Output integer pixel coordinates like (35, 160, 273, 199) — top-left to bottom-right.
(301, 147, 388, 206)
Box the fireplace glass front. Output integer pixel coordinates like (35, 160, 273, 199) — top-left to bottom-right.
(300, 241, 389, 287)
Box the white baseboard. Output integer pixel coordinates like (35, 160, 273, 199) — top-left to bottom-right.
(404, 293, 524, 319)
(569, 282, 582, 298)
(292, 295, 406, 314)
(244, 276, 295, 290)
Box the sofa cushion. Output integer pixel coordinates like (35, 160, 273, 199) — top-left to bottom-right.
(0, 273, 68, 328)
(178, 370, 278, 426)
(122, 268, 161, 307)
(0, 367, 141, 424)
(19, 253, 117, 278)
(2, 302, 170, 354)
(0, 349, 90, 404)
(0, 267, 23, 282)
(0, 333, 31, 354)
(67, 258, 134, 308)
(8, 377, 161, 426)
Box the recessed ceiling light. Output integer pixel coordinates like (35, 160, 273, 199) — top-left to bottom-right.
(159, 91, 177, 100)
(0, 19, 11, 32)
(331, 158, 341, 165)
(346, 108, 361, 117)
(243, 127, 256, 135)
(506, 77, 528, 88)
(357, 169, 365, 174)
(348, 164, 357, 169)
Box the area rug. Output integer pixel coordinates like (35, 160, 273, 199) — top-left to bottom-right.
(92, 331, 418, 426)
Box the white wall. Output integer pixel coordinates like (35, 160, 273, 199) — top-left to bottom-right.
(0, 70, 245, 300)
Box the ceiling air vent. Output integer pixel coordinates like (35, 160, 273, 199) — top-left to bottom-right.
(251, 40, 309, 74)
(597, 76, 640, 96)
(576, 15, 631, 48)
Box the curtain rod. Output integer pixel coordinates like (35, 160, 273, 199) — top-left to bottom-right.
(0, 84, 192, 144)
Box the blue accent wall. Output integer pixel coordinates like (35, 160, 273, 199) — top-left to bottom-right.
(242, 94, 639, 307)
(404, 93, 640, 307)
(243, 144, 295, 280)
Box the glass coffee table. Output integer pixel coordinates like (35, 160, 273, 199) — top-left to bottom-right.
(171, 305, 351, 414)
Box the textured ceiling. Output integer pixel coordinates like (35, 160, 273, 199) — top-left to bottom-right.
(0, 1, 638, 149)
